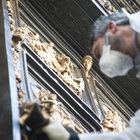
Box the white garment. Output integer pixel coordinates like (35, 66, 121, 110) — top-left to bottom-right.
(79, 10, 140, 140)
(122, 8, 140, 34)
(79, 109, 140, 140)
(122, 8, 140, 78)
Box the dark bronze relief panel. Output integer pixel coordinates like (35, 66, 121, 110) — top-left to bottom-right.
(25, 0, 106, 55)
(23, 0, 140, 114)
(113, 71, 140, 107)
(19, 0, 136, 122)
(35, 0, 93, 52)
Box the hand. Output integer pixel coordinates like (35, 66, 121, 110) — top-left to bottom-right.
(21, 101, 70, 140)
(36, 119, 70, 140)
(20, 100, 49, 129)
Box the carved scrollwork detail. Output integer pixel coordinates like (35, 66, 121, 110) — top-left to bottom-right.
(97, 0, 118, 14)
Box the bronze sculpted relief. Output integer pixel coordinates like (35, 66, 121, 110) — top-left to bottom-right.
(12, 27, 85, 97)
(97, 0, 118, 14)
(102, 103, 126, 132)
(11, 25, 126, 135)
(20, 86, 87, 134)
(10, 0, 126, 133)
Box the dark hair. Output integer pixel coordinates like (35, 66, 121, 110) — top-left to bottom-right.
(89, 12, 129, 55)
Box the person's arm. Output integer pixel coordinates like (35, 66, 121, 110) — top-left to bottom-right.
(22, 101, 140, 140)
(38, 109, 140, 140)
(79, 109, 140, 140)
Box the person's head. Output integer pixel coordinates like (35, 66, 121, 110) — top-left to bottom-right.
(82, 55, 93, 71)
(90, 12, 137, 78)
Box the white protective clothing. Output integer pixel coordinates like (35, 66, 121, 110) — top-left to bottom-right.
(79, 109, 140, 140)
(122, 8, 140, 78)
(37, 119, 70, 140)
(122, 8, 140, 34)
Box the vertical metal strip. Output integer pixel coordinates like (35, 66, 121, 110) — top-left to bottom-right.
(22, 50, 33, 100)
(0, 0, 21, 139)
(12, 0, 21, 27)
